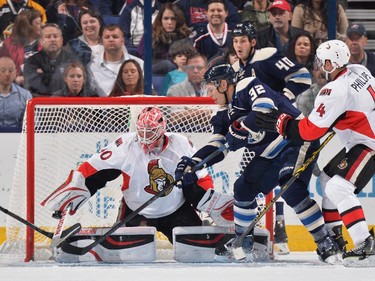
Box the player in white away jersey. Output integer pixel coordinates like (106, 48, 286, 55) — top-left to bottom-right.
(256, 39, 375, 266)
(42, 107, 233, 242)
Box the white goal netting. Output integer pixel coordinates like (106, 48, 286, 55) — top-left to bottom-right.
(0, 97, 270, 262)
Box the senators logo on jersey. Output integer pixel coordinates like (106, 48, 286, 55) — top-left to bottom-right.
(337, 158, 348, 170)
(144, 159, 174, 196)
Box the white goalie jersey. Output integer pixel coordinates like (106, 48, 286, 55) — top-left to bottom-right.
(78, 132, 212, 218)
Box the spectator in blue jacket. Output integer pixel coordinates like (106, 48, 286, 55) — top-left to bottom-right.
(0, 56, 32, 130)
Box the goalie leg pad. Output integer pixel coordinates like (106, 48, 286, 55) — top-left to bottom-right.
(173, 226, 271, 262)
(41, 170, 91, 215)
(57, 227, 157, 263)
(197, 189, 234, 227)
(173, 226, 234, 262)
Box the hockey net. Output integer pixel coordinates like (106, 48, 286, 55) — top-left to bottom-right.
(0, 97, 273, 262)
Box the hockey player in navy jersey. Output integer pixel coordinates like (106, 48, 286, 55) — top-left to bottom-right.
(231, 21, 312, 253)
(175, 63, 341, 263)
(42, 107, 234, 244)
(231, 21, 311, 103)
(256, 40, 375, 266)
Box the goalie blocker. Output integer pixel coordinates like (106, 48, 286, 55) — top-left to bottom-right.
(57, 226, 271, 263)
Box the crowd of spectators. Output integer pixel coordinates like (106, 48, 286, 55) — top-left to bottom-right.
(0, 0, 374, 131)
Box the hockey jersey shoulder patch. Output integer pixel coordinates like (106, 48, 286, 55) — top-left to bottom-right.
(251, 47, 278, 63)
(115, 137, 123, 147)
(319, 88, 332, 96)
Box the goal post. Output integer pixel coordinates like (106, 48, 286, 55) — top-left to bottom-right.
(1, 96, 273, 262)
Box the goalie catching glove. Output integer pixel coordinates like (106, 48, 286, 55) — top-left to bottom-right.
(41, 170, 92, 216)
(255, 108, 292, 137)
(197, 189, 234, 227)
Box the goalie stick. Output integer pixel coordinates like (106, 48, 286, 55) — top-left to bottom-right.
(50, 203, 74, 247)
(0, 205, 81, 246)
(232, 131, 336, 261)
(61, 143, 229, 256)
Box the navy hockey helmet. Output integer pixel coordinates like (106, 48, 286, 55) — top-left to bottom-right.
(232, 21, 257, 40)
(202, 63, 237, 87)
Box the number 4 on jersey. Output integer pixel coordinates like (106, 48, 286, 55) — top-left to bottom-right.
(316, 103, 326, 117)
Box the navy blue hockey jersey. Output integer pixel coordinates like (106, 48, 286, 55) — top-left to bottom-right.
(232, 47, 311, 102)
(211, 76, 301, 159)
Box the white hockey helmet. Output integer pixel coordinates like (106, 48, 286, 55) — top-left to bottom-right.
(316, 39, 350, 74)
(136, 107, 167, 153)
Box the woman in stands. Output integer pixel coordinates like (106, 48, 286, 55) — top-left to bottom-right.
(286, 32, 316, 76)
(291, 0, 348, 46)
(46, 0, 94, 44)
(109, 59, 156, 96)
(0, 9, 42, 86)
(66, 8, 104, 65)
(52, 61, 98, 97)
(137, 2, 192, 75)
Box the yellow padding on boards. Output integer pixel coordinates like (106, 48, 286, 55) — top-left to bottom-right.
(284, 225, 374, 251)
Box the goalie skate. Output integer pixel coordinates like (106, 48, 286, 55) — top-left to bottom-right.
(342, 234, 375, 268)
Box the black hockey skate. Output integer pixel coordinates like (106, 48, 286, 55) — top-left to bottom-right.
(331, 225, 348, 252)
(343, 231, 375, 267)
(274, 219, 289, 255)
(214, 235, 254, 263)
(316, 236, 342, 264)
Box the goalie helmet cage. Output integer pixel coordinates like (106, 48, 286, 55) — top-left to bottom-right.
(1, 97, 273, 262)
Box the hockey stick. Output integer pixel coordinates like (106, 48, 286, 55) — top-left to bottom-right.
(50, 203, 74, 247)
(0, 205, 81, 246)
(61, 143, 229, 256)
(232, 131, 336, 261)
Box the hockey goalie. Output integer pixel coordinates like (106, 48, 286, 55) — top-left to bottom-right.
(41, 106, 262, 262)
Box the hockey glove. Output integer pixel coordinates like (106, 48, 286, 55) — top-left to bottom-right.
(255, 108, 292, 137)
(175, 156, 199, 188)
(226, 121, 249, 151)
(41, 170, 91, 216)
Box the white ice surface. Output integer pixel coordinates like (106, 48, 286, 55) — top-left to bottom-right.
(0, 252, 373, 281)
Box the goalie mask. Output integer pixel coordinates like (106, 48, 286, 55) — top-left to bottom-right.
(136, 107, 167, 153)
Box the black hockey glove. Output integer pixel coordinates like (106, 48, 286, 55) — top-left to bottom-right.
(255, 108, 292, 137)
(225, 120, 249, 151)
(175, 156, 199, 188)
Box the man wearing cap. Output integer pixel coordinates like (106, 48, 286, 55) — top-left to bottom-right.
(256, 0, 309, 55)
(345, 23, 375, 76)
